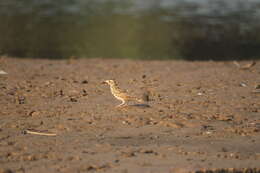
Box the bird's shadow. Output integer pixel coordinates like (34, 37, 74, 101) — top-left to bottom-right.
(129, 103, 151, 108)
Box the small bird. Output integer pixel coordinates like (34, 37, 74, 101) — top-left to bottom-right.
(103, 80, 143, 107)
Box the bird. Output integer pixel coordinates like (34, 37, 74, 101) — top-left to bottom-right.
(103, 80, 143, 107)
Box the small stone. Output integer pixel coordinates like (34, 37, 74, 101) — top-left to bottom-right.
(255, 84, 260, 89)
(28, 111, 40, 117)
(70, 97, 77, 102)
(81, 80, 88, 84)
(59, 90, 64, 96)
(239, 82, 247, 87)
(0, 168, 14, 173)
(82, 89, 88, 96)
(0, 70, 7, 75)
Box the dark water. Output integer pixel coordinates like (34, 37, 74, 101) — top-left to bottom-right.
(0, 0, 260, 60)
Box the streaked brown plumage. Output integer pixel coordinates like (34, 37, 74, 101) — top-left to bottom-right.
(104, 80, 142, 107)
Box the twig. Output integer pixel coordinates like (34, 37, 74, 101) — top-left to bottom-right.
(23, 129, 57, 136)
(241, 61, 256, 69)
(233, 61, 256, 70)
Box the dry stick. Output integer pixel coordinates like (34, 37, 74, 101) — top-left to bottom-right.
(233, 61, 256, 70)
(24, 129, 57, 136)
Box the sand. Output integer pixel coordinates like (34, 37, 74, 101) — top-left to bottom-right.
(0, 57, 260, 173)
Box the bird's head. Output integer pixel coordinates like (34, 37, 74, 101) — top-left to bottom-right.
(103, 80, 116, 86)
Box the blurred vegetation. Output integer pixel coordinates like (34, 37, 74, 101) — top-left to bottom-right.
(0, 0, 260, 60)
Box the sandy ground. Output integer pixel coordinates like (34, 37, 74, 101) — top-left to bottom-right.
(0, 57, 260, 173)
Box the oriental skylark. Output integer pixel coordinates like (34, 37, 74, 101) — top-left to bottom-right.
(103, 80, 143, 107)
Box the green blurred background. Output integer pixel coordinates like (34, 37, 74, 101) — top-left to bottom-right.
(0, 0, 260, 60)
